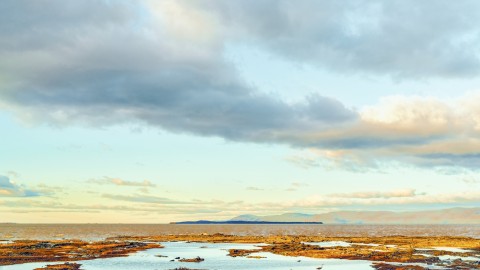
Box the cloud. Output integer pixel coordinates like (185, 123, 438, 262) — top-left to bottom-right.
(330, 189, 418, 199)
(282, 93, 480, 171)
(102, 194, 187, 204)
(285, 182, 309, 192)
(0, 188, 478, 220)
(461, 177, 480, 185)
(0, 199, 221, 214)
(203, 0, 480, 78)
(0, 175, 42, 197)
(88, 177, 156, 187)
(2, 1, 480, 171)
(246, 186, 264, 191)
(99, 188, 475, 215)
(0, 0, 355, 142)
(0, 1, 353, 142)
(285, 154, 322, 170)
(284, 191, 480, 210)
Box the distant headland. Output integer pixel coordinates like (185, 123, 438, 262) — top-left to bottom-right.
(171, 220, 323, 225)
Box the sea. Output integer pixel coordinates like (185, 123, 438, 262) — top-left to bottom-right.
(1, 224, 479, 240)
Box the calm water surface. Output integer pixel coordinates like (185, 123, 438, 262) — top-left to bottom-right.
(0, 224, 479, 240)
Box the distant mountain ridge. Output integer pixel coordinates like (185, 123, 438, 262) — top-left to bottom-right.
(229, 208, 480, 224)
(173, 220, 323, 225)
(174, 208, 480, 224)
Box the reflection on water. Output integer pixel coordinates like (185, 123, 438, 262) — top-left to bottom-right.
(0, 242, 374, 270)
(1, 224, 479, 241)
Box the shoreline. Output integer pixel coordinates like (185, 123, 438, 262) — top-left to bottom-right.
(2, 224, 479, 242)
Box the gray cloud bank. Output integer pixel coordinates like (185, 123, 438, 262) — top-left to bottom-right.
(0, 0, 355, 140)
(2, 1, 480, 169)
(205, 0, 480, 78)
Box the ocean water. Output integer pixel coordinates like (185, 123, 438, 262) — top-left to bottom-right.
(0, 224, 479, 241)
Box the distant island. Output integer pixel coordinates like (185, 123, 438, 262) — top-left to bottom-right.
(172, 220, 323, 225)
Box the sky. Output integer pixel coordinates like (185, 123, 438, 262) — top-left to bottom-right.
(1, 0, 480, 223)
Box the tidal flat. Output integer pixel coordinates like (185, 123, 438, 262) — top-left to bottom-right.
(1, 233, 479, 270)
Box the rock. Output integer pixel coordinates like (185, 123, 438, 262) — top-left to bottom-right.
(179, 256, 205, 263)
(34, 262, 82, 270)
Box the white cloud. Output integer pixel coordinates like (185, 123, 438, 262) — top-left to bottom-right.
(246, 186, 264, 191)
(330, 189, 418, 199)
(88, 177, 156, 187)
(285, 92, 480, 171)
(285, 191, 480, 209)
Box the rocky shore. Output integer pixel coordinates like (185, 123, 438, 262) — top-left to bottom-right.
(1, 234, 479, 269)
(34, 262, 82, 270)
(0, 240, 160, 266)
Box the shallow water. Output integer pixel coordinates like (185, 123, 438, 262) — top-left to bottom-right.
(416, 247, 476, 253)
(438, 254, 480, 261)
(0, 241, 374, 270)
(431, 247, 476, 253)
(1, 224, 479, 241)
